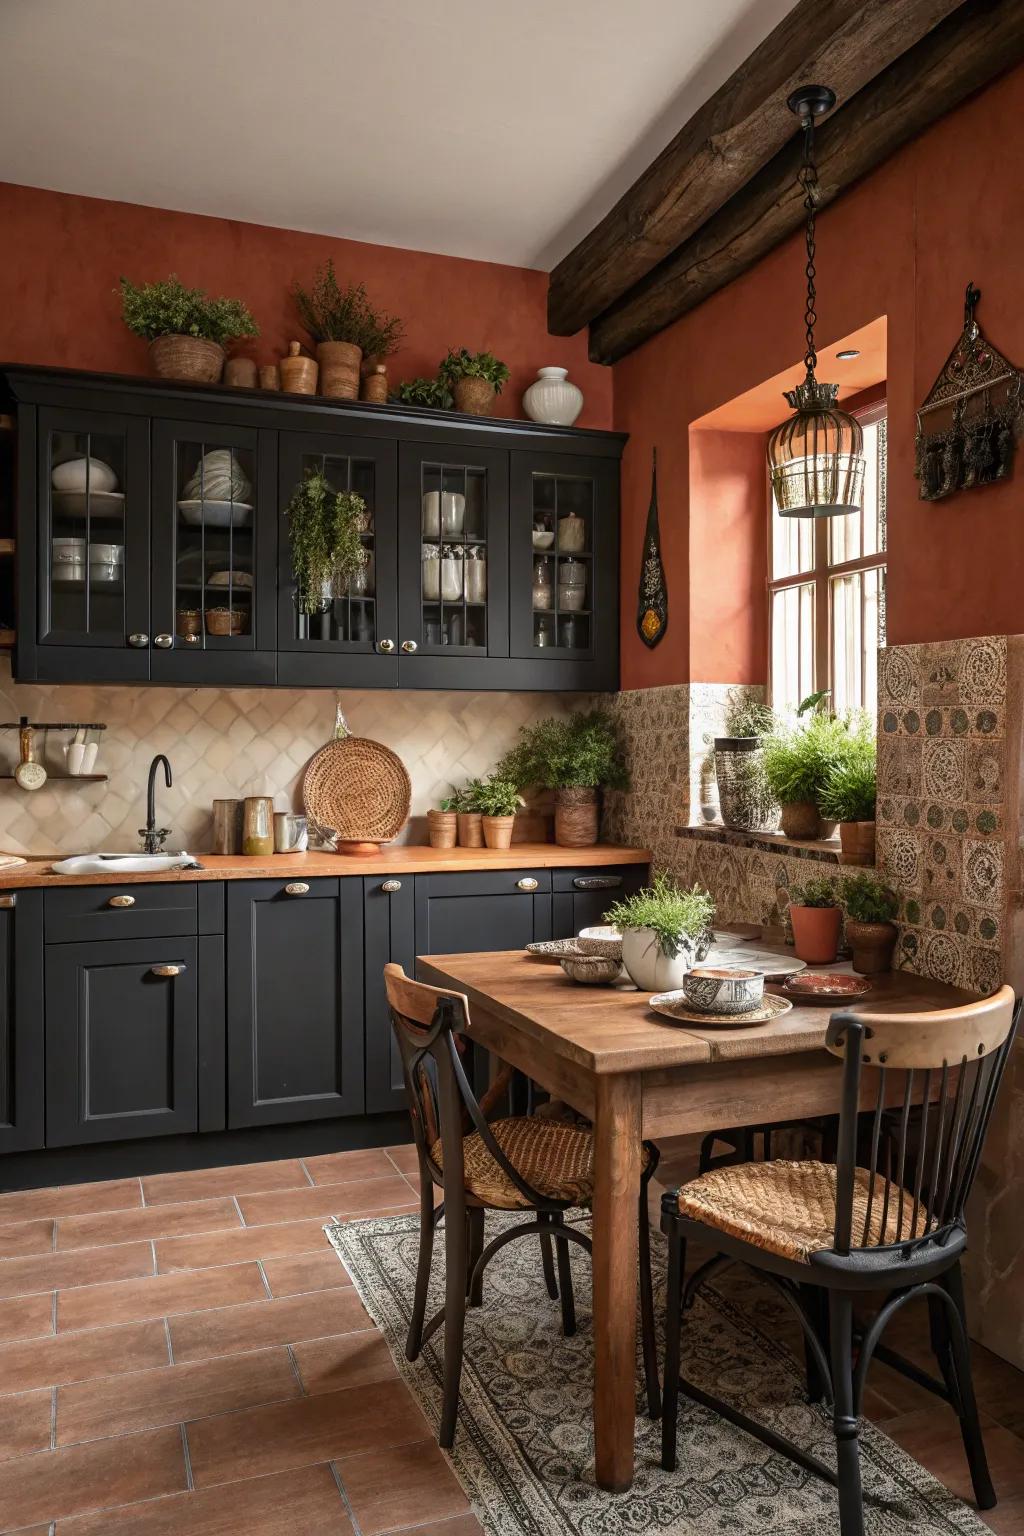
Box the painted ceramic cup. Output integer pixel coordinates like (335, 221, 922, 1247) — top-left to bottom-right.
(682, 966, 764, 1015)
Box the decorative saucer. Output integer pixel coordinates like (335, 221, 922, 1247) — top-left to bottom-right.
(782, 972, 872, 1003)
(648, 990, 794, 1028)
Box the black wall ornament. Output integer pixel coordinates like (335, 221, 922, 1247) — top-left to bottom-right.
(636, 447, 667, 648)
(915, 283, 1023, 501)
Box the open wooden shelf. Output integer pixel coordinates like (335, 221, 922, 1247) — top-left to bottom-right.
(0, 773, 107, 783)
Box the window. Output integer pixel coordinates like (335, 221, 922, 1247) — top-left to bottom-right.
(769, 402, 886, 716)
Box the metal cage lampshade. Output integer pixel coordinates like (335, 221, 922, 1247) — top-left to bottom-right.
(768, 377, 865, 518)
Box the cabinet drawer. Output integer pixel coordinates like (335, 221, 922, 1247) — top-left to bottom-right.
(45, 882, 198, 943)
(551, 868, 639, 894)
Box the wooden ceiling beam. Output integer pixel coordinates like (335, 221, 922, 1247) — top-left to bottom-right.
(547, 0, 965, 337)
(588, 0, 1024, 364)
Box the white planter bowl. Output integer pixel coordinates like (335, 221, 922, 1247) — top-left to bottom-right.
(522, 367, 583, 427)
(621, 927, 696, 994)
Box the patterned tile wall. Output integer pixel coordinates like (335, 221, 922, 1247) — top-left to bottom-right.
(0, 660, 586, 855)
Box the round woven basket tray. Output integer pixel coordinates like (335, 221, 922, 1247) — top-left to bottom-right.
(303, 737, 411, 847)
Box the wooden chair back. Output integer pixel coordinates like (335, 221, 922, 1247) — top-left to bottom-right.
(825, 985, 1018, 1256)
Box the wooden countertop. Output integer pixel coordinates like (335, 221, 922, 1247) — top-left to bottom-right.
(0, 843, 651, 889)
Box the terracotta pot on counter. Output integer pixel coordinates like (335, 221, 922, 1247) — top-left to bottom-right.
(482, 814, 515, 850)
(789, 903, 841, 965)
(150, 334, 224, 384)
(858, 820, 877, 865)
(846, 918, 897, 975)
(318, 340, 362, 400)
(453, 377, 496, 416)
(428, 808, 458, 849)
(554, 786, 599, 847)
(457, 811, 484, 848)
(780, 800, 822, 840)
(279, 341, 318, 394)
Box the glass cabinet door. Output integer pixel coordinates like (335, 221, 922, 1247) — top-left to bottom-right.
(277, 432, 397, 686)
(398, 442, 508, 664)
(37, 407, 149, 672)
(151, 420, 274, 682)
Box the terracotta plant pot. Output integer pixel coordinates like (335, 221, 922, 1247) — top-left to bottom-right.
(839, 822, 871, 866)
(317, 340, 362, 400)
(789, 903, 841, 965)
(427, 808, 457, 849)
(858, 820, 877, 865)
(457, 811, 484, 848)
(279, 340, 318, 394)
(453, 376, 496, 416)
(554, 786, 599, 847)
(149, 334, 224, 384)
(846, 918, 897, 976)
(482, 814, 515, 849)
(780, 800, 822, 840)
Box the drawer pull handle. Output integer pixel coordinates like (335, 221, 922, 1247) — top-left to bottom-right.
(381, 879, 402, 893)
(284, 881, 310, 895)
(108, 894, 136, 908)
(0, 893, 14, 909)
(572, 876, 622, 891)
(150, 964, 184, 978)
(516, 877, 539, 892)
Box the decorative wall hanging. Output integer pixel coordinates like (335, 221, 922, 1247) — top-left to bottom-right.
(636, 447, 667, 647)
(914, 283, 1023, 501)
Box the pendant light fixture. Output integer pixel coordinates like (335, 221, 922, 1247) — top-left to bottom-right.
(767, 86, 865, 519)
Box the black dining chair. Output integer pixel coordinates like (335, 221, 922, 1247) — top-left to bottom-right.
(384, 962, 661, 1449)
(660, 984, 1019, 1536)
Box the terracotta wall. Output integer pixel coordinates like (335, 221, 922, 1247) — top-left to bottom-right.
(0, 182, 611, 429)
(688, 429, 767, 685)
(614, 63, 1024, 690)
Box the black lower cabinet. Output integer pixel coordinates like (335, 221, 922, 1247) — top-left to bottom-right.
(226, 878, 364, 1127)
(413, 868, 553, 954)
(551, 867, 645, 939)
(0, 891, 44, 1154)
(45, 936, 199, 1146)
(364, 875, 415, 1114)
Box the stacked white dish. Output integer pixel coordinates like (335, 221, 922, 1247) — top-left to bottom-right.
(179, 449, 253, 525)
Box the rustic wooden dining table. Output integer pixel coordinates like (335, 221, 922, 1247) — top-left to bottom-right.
(416, 935, 973, 1493)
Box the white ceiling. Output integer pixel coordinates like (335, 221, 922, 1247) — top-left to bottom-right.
(0, 0, 798, 270)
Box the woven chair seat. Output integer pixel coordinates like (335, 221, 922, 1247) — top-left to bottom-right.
(431, 1116, 598, 1210)
(677, 1158, 929, 1263)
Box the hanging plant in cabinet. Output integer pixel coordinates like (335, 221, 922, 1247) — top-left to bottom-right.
(285, 469, 367, 622)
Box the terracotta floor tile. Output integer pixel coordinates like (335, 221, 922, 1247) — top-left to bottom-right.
(303, 1149, 398, 1185)
(169, 1286, 369, 1363)
(0, 1388, 52, 1462)
(291, 1329, 398, 1395)
(237, 1176, 412, 1227)
(156, 1217, 330, 1272)
(384, 1143, 419, 1176)
(0, 1178, 142, 1225)
(0, 1242, 154, 1300)
(260, 1249, 352, 1298)
(0, 1317, 168, 1393)
(0, 1291, 54, 1344)
(0, 1424, 186, 1528)
(56, 1463, 353, 1535)
(141, 1159, 311, 1206)
(57, 1346, 299, 1445)
(58, 1260, 267, 1333)
(187, 1378, 428, 1488)
(0, 1217, 55, 1260)
(57, 1196, 241, 1252)
(338, 1437, 469, 1535)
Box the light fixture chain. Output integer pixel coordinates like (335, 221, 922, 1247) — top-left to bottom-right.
(800, 116, 818, 377)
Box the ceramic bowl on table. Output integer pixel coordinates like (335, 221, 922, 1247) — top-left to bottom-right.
(577, 925, 623, 961)
(682, 966, 764, 1015)
(560, 954, 623, 986)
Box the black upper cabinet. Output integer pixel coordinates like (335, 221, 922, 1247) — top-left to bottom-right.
(5, 366, 624, 690)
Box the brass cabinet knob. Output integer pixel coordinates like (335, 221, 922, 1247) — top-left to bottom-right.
(154, 633, 173, 648)
(150, 963, 184, 977)
(378, 639, 395, 653)
(0, 893, 15, 909)
(284, 881, 310, 895)
(108, 894, 135, 908)
(381, 879, 402, 893)
(516, 877, 539, 892)
(400, 640, 418, 654)
(128, 633, 149, 648)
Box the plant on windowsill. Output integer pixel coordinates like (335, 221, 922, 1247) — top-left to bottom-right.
(284, 470, 366, 621)
(819, 733, 878, 866)
(604, 873, 716, 994)
(713, 697, 779, 833)
(787, 876, 842, 965)
(440, 348, 511, 417)
(841, 873, 899, 975)
(762, 711, 869, 840)
(473, 774, 525, 850)
(497, 709, 628, 847)
(292, 260, 402, 401)
(119, 275, 259, 384)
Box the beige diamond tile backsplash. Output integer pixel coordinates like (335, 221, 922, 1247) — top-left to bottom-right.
(0, 660, 585, 855)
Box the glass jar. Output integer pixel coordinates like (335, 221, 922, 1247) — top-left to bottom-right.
(532, 556, 553, 611)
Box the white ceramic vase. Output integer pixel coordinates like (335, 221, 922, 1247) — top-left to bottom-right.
(621, 927, 695, 994)
(522, 367, 583, 427)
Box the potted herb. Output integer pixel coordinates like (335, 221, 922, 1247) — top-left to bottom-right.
(428, 791, 460, 850)
(292, 260, 401, 400)
(605, 874, 716, 994)
(787, 878, 842, 965)
(284, 470, 366, 619)
(820, 734, 877, 865)
(474, 774, 524, 850)
(714, 698, 779, 832)
(497, 709, 628, 847)
(762, 712, 857, 840)
(454, 778, 486, 849)
(842, 873, 899, 975)
(119, 275, 258, 384)
(391, 376, 454, 410)
(440, 348, 511, 417)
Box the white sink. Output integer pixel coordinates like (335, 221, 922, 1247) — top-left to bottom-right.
(50, 852, 199, 875)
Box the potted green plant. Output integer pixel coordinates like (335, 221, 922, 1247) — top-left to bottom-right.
(820, 734, 877, 865)
(474, 774, 524, 850)
(428, 790, 460, 849)
(453, 778, 486, 849)
(497, 709, 628, 847)
(713, 698, 779, 832)
(292, 260, 401, 401)
(842, 873, 899, 975)
(787, 877, 842, 964)
(440, 348, 511, 416)
(119, 275, 258, 384)
(391, 375, 454, 409)
(762, 712, 857, 840)
(604, 874, 716, 993)
(284, 470, 366, 620)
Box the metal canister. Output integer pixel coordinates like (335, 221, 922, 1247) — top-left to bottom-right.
(274, 811, 308, 853)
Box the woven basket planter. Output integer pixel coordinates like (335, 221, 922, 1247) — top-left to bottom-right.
(780, 800, 822, 840)
(453, 377, 496, 416)
(554, 787, 599, 847)
(713, 737, 779, 832)
(149, 334, 224, 384)
(317, 341, 362, 400)
(427, 809, 457, 849)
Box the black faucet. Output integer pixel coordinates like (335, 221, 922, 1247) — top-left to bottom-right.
(139, 754, 172, 854)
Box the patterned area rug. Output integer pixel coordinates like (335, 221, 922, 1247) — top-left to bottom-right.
(325, 1212, 988, 1536)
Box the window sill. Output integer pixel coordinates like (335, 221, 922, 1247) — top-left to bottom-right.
(676, 823, 857, 865)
